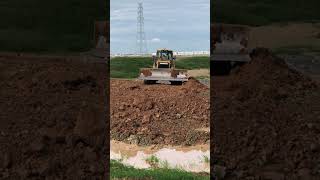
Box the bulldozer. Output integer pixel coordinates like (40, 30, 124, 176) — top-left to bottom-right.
(139, 49, 188, 85)
(211, 23, 251, 75)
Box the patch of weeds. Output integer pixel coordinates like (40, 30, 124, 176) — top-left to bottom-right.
(118, 154, 128, 163)
(202, 155, 210, 164)
(196, 76, 210, 80)
(159, 160, 170, 169)
(145, 155, 160, 168)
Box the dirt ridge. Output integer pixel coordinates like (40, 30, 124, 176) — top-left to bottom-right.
(212, 48, 320, 179)
(111, 78, 210, 146)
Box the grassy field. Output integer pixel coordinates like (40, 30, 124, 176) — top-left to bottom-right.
(212, 0, 320, 25)
(110, 160, 210, 180)
(273, 45, 320, 56)
(175, 56, 210, 70)
(110, 56, 209, 79)
(0, 0, 107, 52)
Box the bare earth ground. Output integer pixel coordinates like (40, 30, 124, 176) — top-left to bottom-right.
(283, 55, 320, 80)
(188, 69, 210, 87)
(249, 23, 320, 50)
(110, 78, 210, 146)
(0, 54, 108, 179)
(188, 69, 210, 78)
(212, 49, 320, 179)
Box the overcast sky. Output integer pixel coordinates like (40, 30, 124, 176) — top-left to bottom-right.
(111, 0, 209, 54)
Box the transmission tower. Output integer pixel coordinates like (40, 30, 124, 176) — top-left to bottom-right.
(136, 2, 148, 55)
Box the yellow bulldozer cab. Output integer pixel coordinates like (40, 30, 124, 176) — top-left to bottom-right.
(157, 49, 173, 60)
(139, 48, 188, 84)
(154, 49, 175, 68)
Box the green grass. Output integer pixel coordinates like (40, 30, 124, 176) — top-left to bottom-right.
(110, 57, 152, 79)
(202, 155, 210, 164)
(145, 155, 161, 168)
(110, 56, 209, 79)
(145, 155, 171, 169)
(0, 0, 107, 52)
(110, 160, 210, 180)
(175, 56, 210, 70)
(212, 0, 320, 25)
(195, 76, 210, 80)
(273, 44, 320, 55)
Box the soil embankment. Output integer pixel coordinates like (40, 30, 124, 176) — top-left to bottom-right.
(212, 48, 320, 179)
(0, 55, 108, 179)
(111, 78, 210, 146)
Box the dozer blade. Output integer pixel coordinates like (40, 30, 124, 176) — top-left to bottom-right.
(211, 23, 251, 62)
(139, 68, 188, 82)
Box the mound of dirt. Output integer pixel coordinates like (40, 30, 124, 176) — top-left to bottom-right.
(110, 78, 210, 146)
(212, 48, 320, 179)
(0, 56, 108, 179)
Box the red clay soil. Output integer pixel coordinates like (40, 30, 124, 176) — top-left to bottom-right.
(212, 48, 320, 179)
(0, 55, 108, 179)
(110, 78, 210, 146)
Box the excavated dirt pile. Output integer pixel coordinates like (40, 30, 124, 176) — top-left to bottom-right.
(212, 48, 320, 179)
(111, 78, 210, 146)
(0, 55, 108, 179)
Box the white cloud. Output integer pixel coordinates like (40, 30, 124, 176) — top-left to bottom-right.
(151, 38, 161, 42)
(113, 10, 120, 13)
